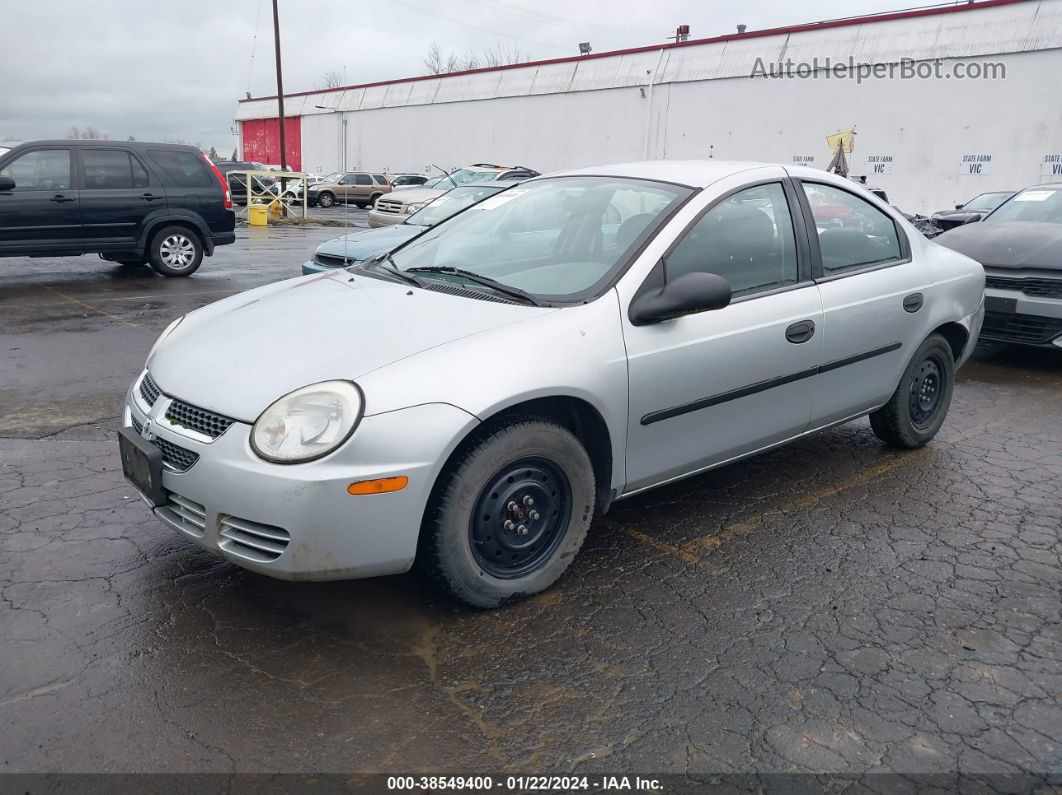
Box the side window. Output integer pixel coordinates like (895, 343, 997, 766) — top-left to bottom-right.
(81, 149, 150, 190)
(667, 182, 799, 298)
(0, 149, 72, 191)
(801, 182, 902, 275)
(148, 150, 213, 188)
(372, 174, 388, 184)
(354, 174, 372, 186)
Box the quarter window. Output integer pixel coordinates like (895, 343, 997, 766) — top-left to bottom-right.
(0, 149, 72, 191)
(148, 150, 213, 188)
(801, 182, 902, 275)
(81, 149, 150, 190)
(666, 183, 799, 298)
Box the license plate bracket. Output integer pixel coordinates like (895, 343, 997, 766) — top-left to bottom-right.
(118, 427, 165, 507)
(985, 295, 1017, 314)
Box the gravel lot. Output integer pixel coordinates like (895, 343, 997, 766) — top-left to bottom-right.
(1, 219, 1059, 781)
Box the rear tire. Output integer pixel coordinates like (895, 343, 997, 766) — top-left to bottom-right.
(317, 191, 335, 208)
(870, 334, 954, 449)
(148, 226, 203, 277)
(420, 418, 595, 609)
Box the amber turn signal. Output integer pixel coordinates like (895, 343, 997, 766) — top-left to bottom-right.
(347, 476, 409, 495)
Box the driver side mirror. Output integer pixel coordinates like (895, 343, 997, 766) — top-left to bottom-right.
(962, 213, 984, 225)
(0, 176, 14, 192)
(954, 202, 965, 210)
(629, 271, 731, 326)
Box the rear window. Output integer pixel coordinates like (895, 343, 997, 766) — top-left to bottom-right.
(148, 149, 214, 188)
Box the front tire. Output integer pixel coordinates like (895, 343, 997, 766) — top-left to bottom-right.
(421, 419, 595, 609)
(149, 226, 203, 277)
(870, 334, 954, 448)
(317, 191, 335, 208)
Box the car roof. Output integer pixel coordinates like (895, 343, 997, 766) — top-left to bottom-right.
(5, 139, 202, 154)
(553, 160, 786, 188)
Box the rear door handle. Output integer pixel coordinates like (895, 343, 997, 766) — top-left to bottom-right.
(49, 194, 75, 203)
(141, 193, 164, 202)
(785, 319, 816, 344)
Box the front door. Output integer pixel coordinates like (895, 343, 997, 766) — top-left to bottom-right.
(78, 147, 159, 252)
(622, 175, 823, 492)
(0, 147, 81, 253)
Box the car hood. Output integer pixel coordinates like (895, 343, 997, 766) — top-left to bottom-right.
(378, 187, 445, 205)
(934, 222, 1062, 270)
(314, 224, 423, 261)
(149, 272, 551, 422)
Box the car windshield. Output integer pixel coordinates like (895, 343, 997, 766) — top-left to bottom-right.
(986, 188, 1062, 224)
(432, 168, 499, 188)
(387, 176, 691, 301)
(320, 172, 344, 183)
(405, 184, 506, 227)
(963, 192, 1012, 212)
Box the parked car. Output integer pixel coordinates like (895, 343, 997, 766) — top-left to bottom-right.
(389, 173, 429, 189)
(302, 180, 525, 275)
(119, 161, 983, 607)
(308, 171, 393, 208)
(936, 183, 1062, 347)
(0, 140, 235, 276)
(227, 171, 275, 205)
(368, 164, 539, 227)
(268, 174, 329, 205)
(931, 191, 1015, 231)
(215, 160, 267, 174)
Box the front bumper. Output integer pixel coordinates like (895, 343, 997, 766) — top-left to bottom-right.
(123, 377, 479, 581)
(982, 286, 1062, 347)
(367, 209, 404, 228)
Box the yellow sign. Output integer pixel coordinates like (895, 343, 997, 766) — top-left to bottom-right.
(826, 129, 856, 154)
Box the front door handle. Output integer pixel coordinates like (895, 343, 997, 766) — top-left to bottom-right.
(49, 194, 75, 203)
(785, 319, 816, 344)
(141, 193, 164, 202)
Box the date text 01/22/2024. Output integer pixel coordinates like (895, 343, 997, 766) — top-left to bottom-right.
(385, 775, 664, 791)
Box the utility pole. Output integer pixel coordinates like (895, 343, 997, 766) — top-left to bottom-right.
(272, 0, 287, 173)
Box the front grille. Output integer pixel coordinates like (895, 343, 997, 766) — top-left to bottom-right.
(314, 252, 355, 268)
(981, 311, 1062, 344)
(985, 275, 1062, 299)
(218, 515, 290, 562)
(139, 373, 161, 406)
(153, 437, 200, 472)
(131, 417, 143, 435)
(164, 400, 235, 439)
(375, 200, 403, 215)
(156, 491, 207, 538)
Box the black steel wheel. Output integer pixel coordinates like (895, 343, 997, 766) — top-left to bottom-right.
(469, 457, 572, 579)
(871, 333, 955, 448)
(421, 417, 595, 609)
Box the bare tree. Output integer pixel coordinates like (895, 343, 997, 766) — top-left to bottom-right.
(66, 126, 81, 139)
(127, 135, 136, 142)
(82, 126, 103, 140)
(315, 70, 344, 90)
(423, 41, 527, 75)
(208, 146, 219, 160)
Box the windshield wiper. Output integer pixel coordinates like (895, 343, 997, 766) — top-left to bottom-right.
(361, 253, 425, 287)
(406, 266, 544, 306)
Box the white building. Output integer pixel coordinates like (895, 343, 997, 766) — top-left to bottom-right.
(236, 0, 1062, 212)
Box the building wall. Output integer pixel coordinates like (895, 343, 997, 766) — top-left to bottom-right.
(239, 0, 1062, 212)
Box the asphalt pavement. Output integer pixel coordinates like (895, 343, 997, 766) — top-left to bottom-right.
(1, 219, 1059, 781)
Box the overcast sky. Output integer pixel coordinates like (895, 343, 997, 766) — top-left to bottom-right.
(2, 0, 908, 154)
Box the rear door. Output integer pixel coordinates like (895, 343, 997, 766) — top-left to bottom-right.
(352, 173, 373, 203)
(796, 179, 928, 425)
(78, 147, 159, 251)
(0, 146, 81, 253)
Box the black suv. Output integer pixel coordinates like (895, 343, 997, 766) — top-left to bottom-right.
(0, 140, 236, 277)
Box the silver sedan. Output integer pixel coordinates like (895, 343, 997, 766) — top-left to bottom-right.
(119, 161, 985, 608)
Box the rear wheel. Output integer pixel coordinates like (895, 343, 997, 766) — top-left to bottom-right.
(421, 418, 595, 609)
(148, 226, 203, 277)
(317, 191, 335, 208)
(870, 334, 954, 448)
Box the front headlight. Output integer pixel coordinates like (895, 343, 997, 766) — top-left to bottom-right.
(148, 316, 183, 359)
(404, 202, 427, 215)
(251, 381, 364, 463)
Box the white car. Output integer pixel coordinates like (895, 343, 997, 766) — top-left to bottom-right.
(119, 160, 984, 608)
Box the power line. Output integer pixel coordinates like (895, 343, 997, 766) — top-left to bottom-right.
(385, 0, 570, 52)
(246, 0, 264, 95)
(470, 0, 648, 37)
